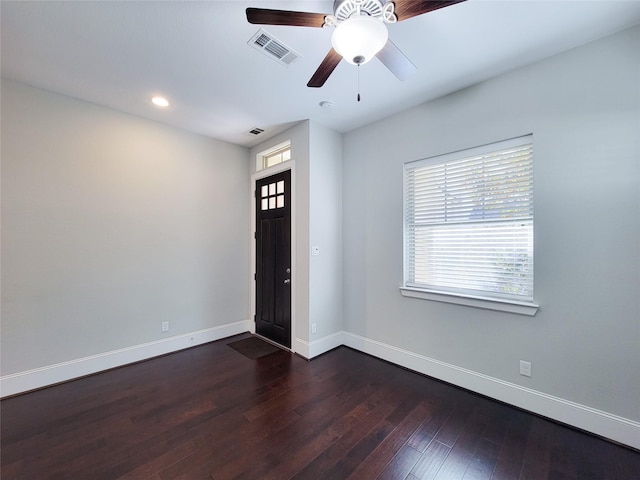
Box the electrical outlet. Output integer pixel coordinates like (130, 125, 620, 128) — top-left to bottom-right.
(161, 321, 169, 333)
(311, 323, 317, 334)
(520, 360, 532, 377)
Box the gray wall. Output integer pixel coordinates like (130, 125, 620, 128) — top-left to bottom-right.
(342, 26, 639, 421)
(1, 79, 250, 375)
(309, 122, 343, 340)
(249, 120, 343, 350)
(250, 122, 311, 347)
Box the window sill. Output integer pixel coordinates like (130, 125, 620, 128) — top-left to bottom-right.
(399, 287, 539, 316)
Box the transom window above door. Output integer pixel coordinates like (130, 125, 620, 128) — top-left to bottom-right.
(257, 142, 291, 171)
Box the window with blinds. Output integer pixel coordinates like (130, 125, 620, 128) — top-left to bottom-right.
(404, 135, 534, 303)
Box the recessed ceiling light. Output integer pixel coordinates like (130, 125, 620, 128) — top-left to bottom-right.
(151, 96, 170, 107)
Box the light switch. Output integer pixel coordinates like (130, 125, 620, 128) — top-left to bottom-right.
(312, 246, 320, 256)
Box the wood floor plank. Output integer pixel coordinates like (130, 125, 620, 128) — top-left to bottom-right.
(489, 410, 531, 480)
(258, 386, 392, 479)
(346, 399, 433, 480)
(462, 437, 500, 480)
(112, 439, 197, 480)
(326, 393, 425, 479)
(409, 439, 451, 479)
(2, 335, 638, 480)
(518, 418, 554, 479)
(288, 400, 397, 479)
(432, 399, 474, 448)
(432, 445, 474, 480)
(377, 444, 423, 480)
(430, 406, 495, 480)
(292, 379, 420, 480)
(211, 365, 387, 478)
(407, 403, 455, 453)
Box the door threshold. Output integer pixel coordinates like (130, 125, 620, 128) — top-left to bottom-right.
(254, 333, 292, 353)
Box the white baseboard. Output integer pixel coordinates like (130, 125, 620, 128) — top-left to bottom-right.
(294, 331, 344, 359)
(0, 320, 251, 398)
(342, 332, 640, 450)
(293, 338, 309, 358)
(3, 325, 638, 449)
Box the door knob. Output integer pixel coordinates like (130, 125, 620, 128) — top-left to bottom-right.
(284, 279, 291, 284)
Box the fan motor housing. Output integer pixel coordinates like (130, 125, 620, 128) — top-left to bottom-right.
(333, 0, 384, 20)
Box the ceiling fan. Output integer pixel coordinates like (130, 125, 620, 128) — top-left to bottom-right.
(246, 0, 466, 88)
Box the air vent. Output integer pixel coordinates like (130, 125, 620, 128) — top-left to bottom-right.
(248, 127, 265, 136)
(248, 29, 300, 66)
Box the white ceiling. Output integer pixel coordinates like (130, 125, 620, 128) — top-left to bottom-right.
(2, 1, 638, 147)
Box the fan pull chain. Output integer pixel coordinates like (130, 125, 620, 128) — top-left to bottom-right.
(357, 64, 361, 102)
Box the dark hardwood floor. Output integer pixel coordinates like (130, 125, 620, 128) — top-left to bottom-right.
(2, 333, 638, 480)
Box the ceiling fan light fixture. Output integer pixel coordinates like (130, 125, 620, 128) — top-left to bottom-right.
(331, 15, 388, 65)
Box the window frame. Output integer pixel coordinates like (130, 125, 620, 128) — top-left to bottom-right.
(256, 141, 291, 171)
(401, 136, 539, 316)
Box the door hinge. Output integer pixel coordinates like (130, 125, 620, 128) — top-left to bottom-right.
(253, 314, 256, 322)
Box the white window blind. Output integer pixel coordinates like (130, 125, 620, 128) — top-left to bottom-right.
(404, 136, 534, 303)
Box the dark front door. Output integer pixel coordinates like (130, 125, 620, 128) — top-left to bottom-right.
(255, 170, 291, 348)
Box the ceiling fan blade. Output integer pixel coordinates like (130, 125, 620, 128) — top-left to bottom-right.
(246, 8, 327, 27)
(376, 40, 417, 81)
(307, 49, 343, 88)
(393, 0, 467, 21)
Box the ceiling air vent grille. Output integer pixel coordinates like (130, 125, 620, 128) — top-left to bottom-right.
(248, 29, 300, 66)
(248, 127, 265, 136)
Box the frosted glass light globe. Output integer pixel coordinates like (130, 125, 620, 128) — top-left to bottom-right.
(331, 16, 388, 65)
